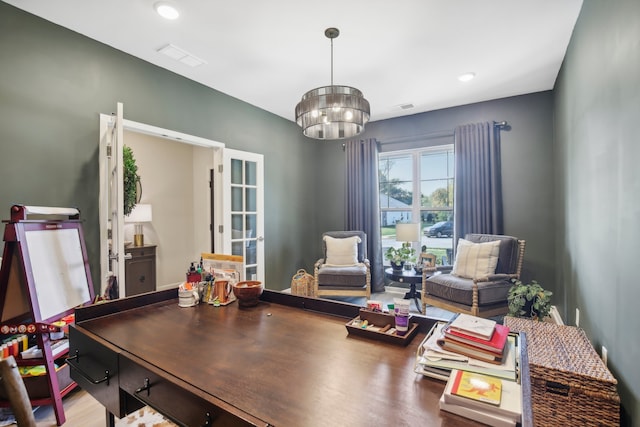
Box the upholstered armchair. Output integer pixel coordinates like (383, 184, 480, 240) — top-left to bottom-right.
(314, 231, 371, 299)
(421, 233, 525, 318)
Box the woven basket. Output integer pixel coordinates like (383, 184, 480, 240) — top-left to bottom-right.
(504, 317, 620, 426)
(291, 269, 314, 297)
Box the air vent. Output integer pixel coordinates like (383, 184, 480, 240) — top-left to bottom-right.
(397, 103, 415, 110)
(157, 44, 207, 67)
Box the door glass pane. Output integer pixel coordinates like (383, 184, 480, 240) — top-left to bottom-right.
(246, 240, 257, 265)
(232, 241, 243, 256)
(231, 187, 243, 211)
(246, 214, 256, 239)
(245, 161, 257, 186)
(231, 214, 243, 236)
(245, 265, 257, 281)
(231, 159, 243, 185)
(246, 188, 256, 212)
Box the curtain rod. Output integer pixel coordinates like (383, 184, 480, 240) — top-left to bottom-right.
(342, 120, 508, 150)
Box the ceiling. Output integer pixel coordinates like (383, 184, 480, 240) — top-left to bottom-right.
(6, 0, 583, 123)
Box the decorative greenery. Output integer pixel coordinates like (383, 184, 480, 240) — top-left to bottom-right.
(507, 279, 553, 321)
(123, 145, 140, 216)
(385, 243, 416, 264)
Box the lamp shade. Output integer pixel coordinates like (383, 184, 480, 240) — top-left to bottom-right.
(395, 222, 420, 243)
(295, 27, 370, 140)
(125, 204, 152, 223)
(295, 85, 370, 140)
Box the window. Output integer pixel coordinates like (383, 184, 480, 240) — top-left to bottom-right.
(379, 145, 454, 265)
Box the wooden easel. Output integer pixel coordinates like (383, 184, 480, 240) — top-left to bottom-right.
(0, 205, 95, 425)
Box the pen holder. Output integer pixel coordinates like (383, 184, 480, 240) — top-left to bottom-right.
(178, 289, 200, 307)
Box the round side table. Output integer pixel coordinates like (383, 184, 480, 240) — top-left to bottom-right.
(384, 267, 423, 313)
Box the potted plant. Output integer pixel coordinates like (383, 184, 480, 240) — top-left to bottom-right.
(507, 279, 552, 321)
(385, 243, 416, 272)
(123, 145, 140, 216)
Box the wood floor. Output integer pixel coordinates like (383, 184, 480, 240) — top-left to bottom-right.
(32, 387, 109, 427)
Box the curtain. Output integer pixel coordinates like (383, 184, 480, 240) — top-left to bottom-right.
(345, 138, 385, 292)
(454, 122, 504, 245)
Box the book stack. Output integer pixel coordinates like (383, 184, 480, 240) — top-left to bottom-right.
(438, 313, 510, 365)
(440, 369, 522, 427)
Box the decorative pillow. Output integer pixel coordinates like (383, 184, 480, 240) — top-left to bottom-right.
(324, 235, 361, 266)
(451, 238, 500, 280)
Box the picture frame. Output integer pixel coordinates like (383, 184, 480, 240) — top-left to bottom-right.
(420, 252, 437, 268)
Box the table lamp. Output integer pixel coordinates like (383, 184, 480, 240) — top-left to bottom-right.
(395, 222, 421, 263)
(125, 203, 152, 247)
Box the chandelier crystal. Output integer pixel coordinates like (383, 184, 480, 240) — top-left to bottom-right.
(295, 28, 370, 140)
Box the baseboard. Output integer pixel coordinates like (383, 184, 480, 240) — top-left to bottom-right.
(157, 282, 181, 292)
(549, 305, 564, 325)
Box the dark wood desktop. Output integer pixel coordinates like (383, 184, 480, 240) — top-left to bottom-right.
(68, 289, 532, 426)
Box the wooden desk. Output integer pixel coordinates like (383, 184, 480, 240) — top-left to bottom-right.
(68, 290, 532, 426)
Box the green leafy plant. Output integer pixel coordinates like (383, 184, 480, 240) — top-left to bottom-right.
(123, 145, 140, 216)
(507, 279, 552, 321)
(385, 243, 416, 264)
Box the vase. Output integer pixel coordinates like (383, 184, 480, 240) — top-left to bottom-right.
(390, 261, 404, 272)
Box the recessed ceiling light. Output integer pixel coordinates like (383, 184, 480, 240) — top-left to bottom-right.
(155, 2, 179, 20)
(458, 72, 476, 82)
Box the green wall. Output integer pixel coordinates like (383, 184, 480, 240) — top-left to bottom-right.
(554, 0, 640, 425)
(2, 1, 637, 424)
(0, 3, 319, 292)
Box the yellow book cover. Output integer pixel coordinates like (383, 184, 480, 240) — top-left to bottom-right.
(450, 370, 502, 406)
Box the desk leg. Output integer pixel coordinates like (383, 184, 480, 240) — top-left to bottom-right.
(105, 409, 115, 427)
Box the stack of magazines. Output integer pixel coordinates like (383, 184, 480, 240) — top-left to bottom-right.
(414, 317, 518, 381)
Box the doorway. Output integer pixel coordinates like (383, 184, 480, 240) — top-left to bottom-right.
(98, 103, 264, 297)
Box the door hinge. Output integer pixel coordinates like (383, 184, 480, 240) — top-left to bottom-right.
(218, 225, 224, 233)
(218, 164, 223, 173)
(106, 145, 112, 158)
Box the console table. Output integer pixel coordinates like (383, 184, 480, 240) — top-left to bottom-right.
(124, 244, 156, 296)
(68, 289, 532, 426)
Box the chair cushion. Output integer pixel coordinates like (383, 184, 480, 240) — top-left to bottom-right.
(465, 234, 519, 274)
(323, 235, 361, 266)
(451, 239, 500, 279)
(424, 273, 511, 306)
(318, 264, 367, 287)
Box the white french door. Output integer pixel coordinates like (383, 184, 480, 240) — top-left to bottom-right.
(221, 148, 265, 283)
(99, 102, 225, 297)
(98, 103, 125, 298)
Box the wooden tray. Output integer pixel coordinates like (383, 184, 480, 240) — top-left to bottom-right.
(345, 309, 418, 346)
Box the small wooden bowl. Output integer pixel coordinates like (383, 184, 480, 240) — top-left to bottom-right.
(232, 281, 264, 307)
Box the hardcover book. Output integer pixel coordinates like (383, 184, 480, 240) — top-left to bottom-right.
(448, 313, 496, 340)
(444, 323, 510, 354)
(440, 340, 505, 364)
(443, 369, 522, 422)
(450, 370, 502, 405)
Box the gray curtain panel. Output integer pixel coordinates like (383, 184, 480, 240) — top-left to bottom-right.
(453, 122, 504, 245)
(344, 139, 385, 292)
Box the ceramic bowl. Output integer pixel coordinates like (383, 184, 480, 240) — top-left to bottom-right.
(232, 281, 264, 307)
